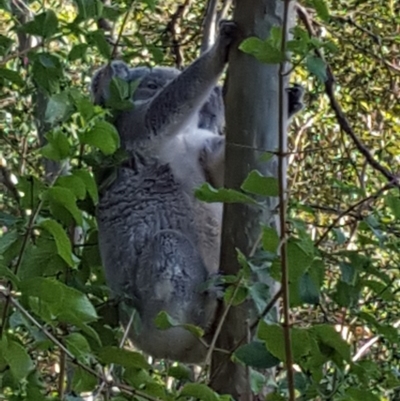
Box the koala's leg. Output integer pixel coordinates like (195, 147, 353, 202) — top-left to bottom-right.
(128, 229, 217, 362)
(134, 229, 217, 328)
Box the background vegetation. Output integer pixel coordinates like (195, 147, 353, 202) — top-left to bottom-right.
(0, 0, 399, 400)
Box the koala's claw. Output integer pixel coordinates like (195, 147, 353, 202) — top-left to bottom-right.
(217, 20, 239, 47)
(286, 84, 305, 117)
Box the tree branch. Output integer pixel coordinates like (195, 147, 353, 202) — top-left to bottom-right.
(201, 0, 219, 53)
(296, 5, 399, 186)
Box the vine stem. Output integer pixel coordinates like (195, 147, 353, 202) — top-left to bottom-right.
(278, 1, 295, 400)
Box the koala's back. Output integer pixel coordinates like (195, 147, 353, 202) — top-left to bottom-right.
(97, 157, 220, 362)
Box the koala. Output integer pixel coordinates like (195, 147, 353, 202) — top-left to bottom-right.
(92, 22, 305, 363)
(93, 21, 238, 363)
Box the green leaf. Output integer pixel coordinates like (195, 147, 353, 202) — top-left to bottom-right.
(155, 311, 204, 337)
(71, 366, 97, 393)
(107, 77, 138, 110)
(262, 226, 279, 253)
(195, 183, 257, 204)
(0, 34, 13, 57)
(68, 43, 89, 61)
(258, 323, 313, 363)
(45, 92, 72, 125)
(0, 68, 24, 86)
(41, 131, 71, 161)
(73, 170, 99, 204)
(363, 279, 395, 301)
(43, 187, 83, 225)
(167, 364, 192, 381)
(298, 272, 320, 305)
(241, 170, 279, 197)
(20, 10, 58, 38)
(98, 347, 151, 370)
(81, 120, 120, 155)
(240, 37, 285, 64)
(56, 175, 86, 200)
(333, 281, 360, 307)
(224, 285, 248, 306)
(0, 262, 20, 286)
(310, 324, 351, 363)
(65, 333, 92, 363)
(339, 262, 358, 286)
(155, 310, 179, 329)
(1, 337, 33, 380)
(345, 388, 380, 401)
(0, 230, 19, 254)
(18, 238, 67, 280)
(0, 212, 19, 227)
(311, 0, 330, 22)
(234, 341, 280, 369)
(74, 0, 103, 21)
(73, 95, 96, 122)
(306, 55, 327, 83)
(20, 277, 98, 324)
(249, 282, 274, 315)
(287, 239, 313, 273)
(32, 53, 63, 93)
(385, 194, 400, 218)
(180, 383, 219, 401)
(249, 369, 267, 394)
(88, 30, 111, 59)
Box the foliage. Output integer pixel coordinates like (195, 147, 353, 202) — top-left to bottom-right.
(0, 0, 399, 400)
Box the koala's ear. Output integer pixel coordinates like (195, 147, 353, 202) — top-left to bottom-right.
(91, 61, 131, 106)
(200, 135, 225, 188)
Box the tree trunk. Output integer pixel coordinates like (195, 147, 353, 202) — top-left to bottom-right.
(209, 0, 295, 399)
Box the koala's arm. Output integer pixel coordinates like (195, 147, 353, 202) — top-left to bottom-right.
(144, 21, 238, 138)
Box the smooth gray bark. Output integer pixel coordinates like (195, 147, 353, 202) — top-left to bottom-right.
(209, 0, 294, 398)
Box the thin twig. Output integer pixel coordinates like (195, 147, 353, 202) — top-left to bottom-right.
(278, 1, 295, 399)
(296, 5, 399, 187)
(201, 0, 219, 53)
(165, 0, 193, 68)
(352, 320, 400, 362)
(204, 277, 244, 370)
(315, 181, 394, 246)
(110, 1, 136, 60)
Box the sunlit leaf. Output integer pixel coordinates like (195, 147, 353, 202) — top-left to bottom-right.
(241, 170, 279, 197)
(40, 219, 74, 267)
(180, 383, 219, 401)
(306, 55, 327, 82)
(1, 337, 34, 380)
(195, 183, 257, 204)
(80, 120, 120, 155)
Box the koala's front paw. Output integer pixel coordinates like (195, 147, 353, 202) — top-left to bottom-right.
(216, 20, 240, 59)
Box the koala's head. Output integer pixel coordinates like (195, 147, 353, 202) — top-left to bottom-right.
(133, 67, 180, 101)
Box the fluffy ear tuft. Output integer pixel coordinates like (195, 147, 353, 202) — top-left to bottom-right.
(91, 60, 131, 106)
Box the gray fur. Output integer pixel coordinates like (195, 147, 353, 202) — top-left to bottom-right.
(91, 66, 225, 135)
(94, 21, 238, 363)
